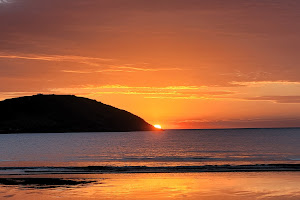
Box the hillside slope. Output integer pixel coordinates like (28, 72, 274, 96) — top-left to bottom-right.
(0, 94, 156, 133)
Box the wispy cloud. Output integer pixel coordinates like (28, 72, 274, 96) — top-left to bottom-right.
(0, 52, 185, 74)
(171, 117, 300, 129)
(94, 66, 184, 73)
(0, 53, 113, 66)
(61, 70, 93, 74)
(94, 91, 178, 95)
(80, 85, 203, 90)
(231, 81, 300, 86)
(220, 81, 300, 103)
(109, 66, 183, 72)
(173, 117, 300, 124)
(244, 96, 300, 104)
(144, 96, 208, 100)
(49, 84, 234, 100)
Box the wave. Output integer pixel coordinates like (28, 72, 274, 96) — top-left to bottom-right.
(71, 155, 294, 162)
(1, 164, 300, 175)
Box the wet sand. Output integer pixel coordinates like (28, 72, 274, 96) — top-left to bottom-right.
(0, 172, 300, 199)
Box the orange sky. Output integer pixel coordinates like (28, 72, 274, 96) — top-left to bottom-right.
(0, 0, 300, 129)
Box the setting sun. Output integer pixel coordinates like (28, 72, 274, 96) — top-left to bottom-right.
(154, 124, 162, 129)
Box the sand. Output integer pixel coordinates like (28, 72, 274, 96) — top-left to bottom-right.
(1, 172, 300, 199)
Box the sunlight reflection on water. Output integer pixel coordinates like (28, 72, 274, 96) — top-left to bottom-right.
(0, 172, 300, 200)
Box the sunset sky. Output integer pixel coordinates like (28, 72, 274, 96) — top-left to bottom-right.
(0, 0, 300, 129)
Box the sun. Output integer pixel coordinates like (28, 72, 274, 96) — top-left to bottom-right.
(154, 124, 162, 129)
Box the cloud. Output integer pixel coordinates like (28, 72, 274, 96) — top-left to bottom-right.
(1, 0, 300, 87)
(49, 84, 235, 100)
(61, 70, 93, 74)
(0, 53, 184, 76)
(229, 80, 300, 98)
(61, 65, 183, 74)
(0, 53, 113, 66)
(95, 66, 183, 73)
(50, 85, 202, 95)
(108, 66, 183, 72)
(81, 85, 202, 90)
(171, 117, 300, 129)
(232, 81, 300, 86)
(245, 96, 300, 104)
(144, 96, 206, 100)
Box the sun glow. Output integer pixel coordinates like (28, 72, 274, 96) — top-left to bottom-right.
(154, 124, 162, 129)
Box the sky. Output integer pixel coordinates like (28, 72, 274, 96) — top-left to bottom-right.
(0, 0, 300, 129)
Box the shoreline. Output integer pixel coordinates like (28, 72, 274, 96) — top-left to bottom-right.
(1, 164, 300, 175)
(1, 169, 299, 199)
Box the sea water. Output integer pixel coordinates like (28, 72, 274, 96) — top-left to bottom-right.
(0, 128, 299, 167)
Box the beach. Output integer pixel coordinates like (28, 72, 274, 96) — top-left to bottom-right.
(1, 172, 300, 199)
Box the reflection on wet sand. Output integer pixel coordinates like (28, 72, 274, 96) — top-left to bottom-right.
(0, 178, 95, 189)
(0, 172, 300, 199)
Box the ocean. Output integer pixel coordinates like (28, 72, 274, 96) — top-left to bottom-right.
(0, 128, 299, 168)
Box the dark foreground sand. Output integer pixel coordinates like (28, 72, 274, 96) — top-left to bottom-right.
(0, 170, 300, 199)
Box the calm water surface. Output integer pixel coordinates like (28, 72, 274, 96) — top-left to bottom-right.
(0, 128, 299, 167)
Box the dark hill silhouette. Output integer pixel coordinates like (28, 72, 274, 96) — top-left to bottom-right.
(0, 94, 157, 133)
